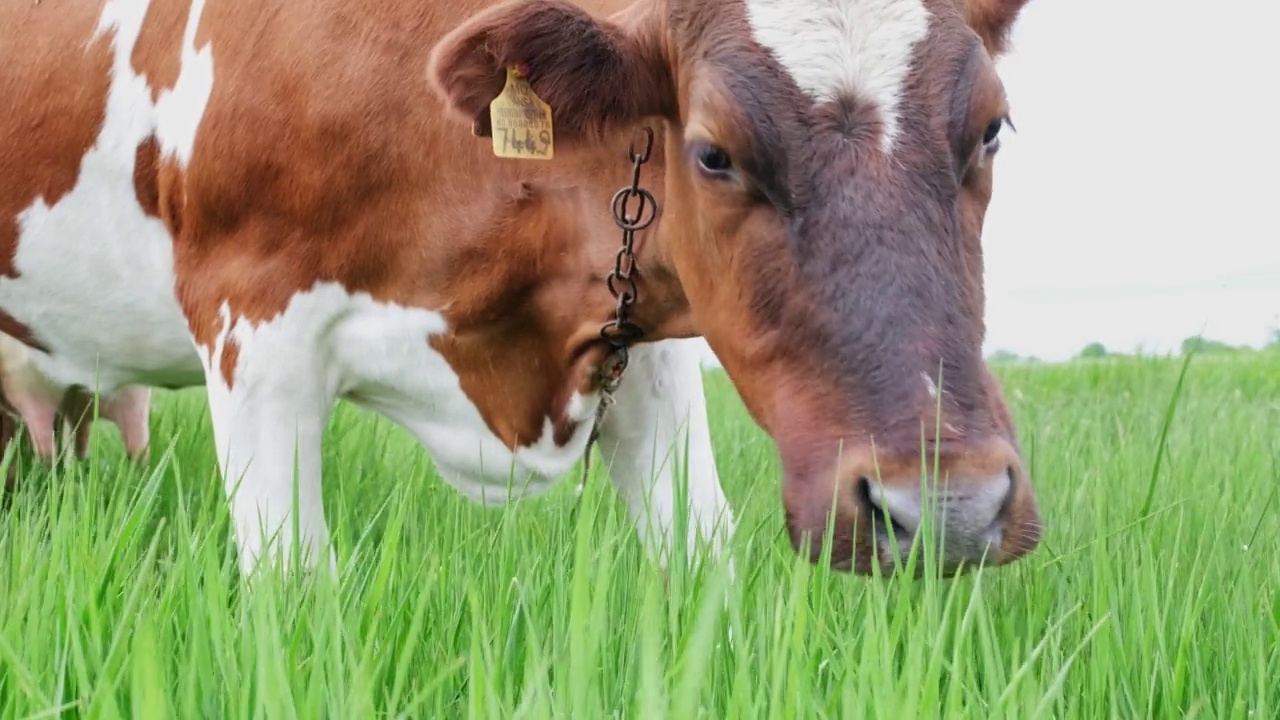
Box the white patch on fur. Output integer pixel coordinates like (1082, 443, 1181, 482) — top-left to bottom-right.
(326, 294, 603, 505)
(203, 283, 608, 572)
(744, 0, 932, 152)
(154, 0, 213, 167)
(201, 285, 736, 574)
(1, 0, 213, 394)
(203, 294, 337, 574)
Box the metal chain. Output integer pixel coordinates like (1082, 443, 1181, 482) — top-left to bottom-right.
(600, 125, 657, 376)
(578, 126, 657, 492)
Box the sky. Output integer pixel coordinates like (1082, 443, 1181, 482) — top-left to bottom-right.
(696, 0, 1280, 367)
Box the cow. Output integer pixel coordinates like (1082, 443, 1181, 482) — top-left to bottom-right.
(0, 0, 1042, 578)
(0, 330, 152, 468)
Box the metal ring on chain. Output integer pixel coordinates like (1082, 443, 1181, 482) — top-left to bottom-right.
(610, 186, 657, 232)
(600, 320, 644, 344)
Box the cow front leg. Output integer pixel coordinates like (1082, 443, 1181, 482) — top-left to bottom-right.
(196, 307, 338, 577)
(594, 338, 736, 569)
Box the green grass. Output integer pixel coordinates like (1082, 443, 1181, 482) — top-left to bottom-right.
(0, 350, 1277, 718)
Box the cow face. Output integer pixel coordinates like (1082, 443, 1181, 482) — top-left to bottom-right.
(430, 0, 1041, 576)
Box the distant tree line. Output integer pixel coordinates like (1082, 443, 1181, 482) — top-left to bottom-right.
(987, 328, 1280, 363)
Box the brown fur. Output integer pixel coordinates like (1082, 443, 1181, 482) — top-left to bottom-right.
(429, 0, 677, 143)
(0, 0, 115, 354)
(167, 0, 664, 449)
(431, 0, 1041, 572)
(131, 0, 191, 102)
(0, 399, 15, 494)
(133, 136, 163, 219)
(0, 314, 45, 354)
(0, 0, 1038, 574)
(963, 0, 1031, 55)
(0, 0, 112, 279)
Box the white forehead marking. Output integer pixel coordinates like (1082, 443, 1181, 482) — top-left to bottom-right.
(744, 0, 932, 153)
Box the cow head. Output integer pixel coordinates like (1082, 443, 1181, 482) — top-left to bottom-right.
(429, 0, 1041, 575)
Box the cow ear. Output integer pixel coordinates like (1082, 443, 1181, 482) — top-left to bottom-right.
(964, 0, 1031, 57)
(428, 0, 675, 144)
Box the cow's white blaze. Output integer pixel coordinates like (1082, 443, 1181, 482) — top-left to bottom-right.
(743, 0, 932, 152)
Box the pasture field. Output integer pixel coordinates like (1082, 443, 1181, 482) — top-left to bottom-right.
(0, 350, 1276, 718)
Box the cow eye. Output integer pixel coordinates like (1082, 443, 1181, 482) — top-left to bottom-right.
(982, 115, 1013, 153)
(695, 144, 734, 178)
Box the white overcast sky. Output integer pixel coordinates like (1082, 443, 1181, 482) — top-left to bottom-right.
(696, 0, 1279, 366)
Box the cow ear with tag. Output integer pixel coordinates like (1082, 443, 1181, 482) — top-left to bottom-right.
(428, 0, 675, 149)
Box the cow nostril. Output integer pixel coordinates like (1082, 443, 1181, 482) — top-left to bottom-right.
(854, 476, 883, 517)
(854, 476, 911, 540)
(994, 465, 1018, 522)
(854, 475, 874, 510)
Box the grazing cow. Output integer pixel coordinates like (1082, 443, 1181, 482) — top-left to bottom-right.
(0, 0, 1041, 576)
(0, 331, 151, 466)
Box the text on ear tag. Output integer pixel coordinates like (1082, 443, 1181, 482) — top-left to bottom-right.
(489, 64, 554, 160)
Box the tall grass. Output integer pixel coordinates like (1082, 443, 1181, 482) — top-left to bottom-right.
(0, 351, 1276, 718)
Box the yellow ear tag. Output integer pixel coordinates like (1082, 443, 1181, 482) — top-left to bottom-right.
(489, 64, 555, 160)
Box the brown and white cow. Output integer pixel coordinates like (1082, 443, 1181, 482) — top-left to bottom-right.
(0, 0, 1041, 576)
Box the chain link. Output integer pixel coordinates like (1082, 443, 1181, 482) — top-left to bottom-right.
(599, 126, 656, 385)
(578, 126, 657, 494)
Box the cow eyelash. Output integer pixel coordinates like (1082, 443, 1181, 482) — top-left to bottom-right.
(982, 115, 1015, 153)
